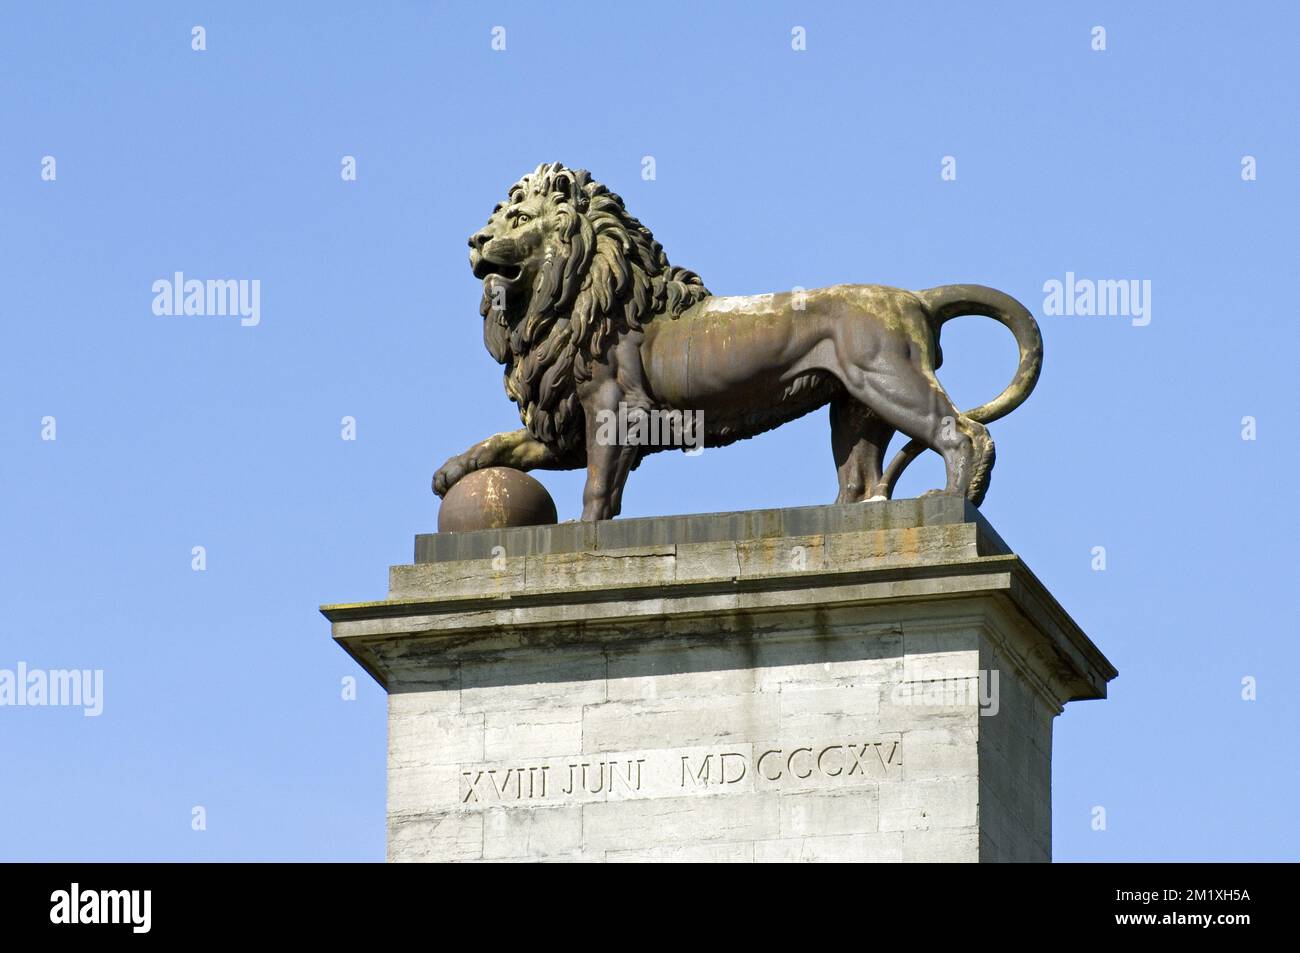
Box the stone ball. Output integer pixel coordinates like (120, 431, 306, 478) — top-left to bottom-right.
(437, 467, 558, 533)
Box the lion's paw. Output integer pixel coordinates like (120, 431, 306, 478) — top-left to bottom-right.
(433, 456, 471, 497)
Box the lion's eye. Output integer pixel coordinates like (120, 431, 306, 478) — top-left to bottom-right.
(515, 214, 531, 226)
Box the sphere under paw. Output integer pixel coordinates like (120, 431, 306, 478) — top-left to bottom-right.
(437, 467, 558, 533)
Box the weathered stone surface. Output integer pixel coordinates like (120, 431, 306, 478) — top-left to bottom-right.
(755, 832, 904, 863)
(323, 499, 1115, 862)
(412, 496, 1005, 563)
(482, 805, 582, 860)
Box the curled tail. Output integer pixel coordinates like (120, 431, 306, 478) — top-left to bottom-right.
(878, 284, 1042, 500)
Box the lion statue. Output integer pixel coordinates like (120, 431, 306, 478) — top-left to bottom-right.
(433, 162, 1042, 521)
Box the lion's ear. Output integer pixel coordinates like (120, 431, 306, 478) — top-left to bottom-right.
(553, 172, 572, 197)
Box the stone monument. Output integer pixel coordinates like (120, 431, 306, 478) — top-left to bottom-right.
(433, 162, 1041, 520)
(322, 164, 1115, 862)
(323, 498, 1114, 862)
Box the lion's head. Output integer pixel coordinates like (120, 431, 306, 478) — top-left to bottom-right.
(469, 162, 709, 453)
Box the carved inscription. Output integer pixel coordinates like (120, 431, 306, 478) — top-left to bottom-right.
(453, 739, 901, 808)
(462, 758, 646, 803)
(680, 742, 900, 788)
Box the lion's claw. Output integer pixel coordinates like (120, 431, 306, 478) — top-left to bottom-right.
(434, 450, 488, 497)
(433, 456, 468, 497)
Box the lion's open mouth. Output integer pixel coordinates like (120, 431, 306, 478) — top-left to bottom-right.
(473, 258, 522, 282)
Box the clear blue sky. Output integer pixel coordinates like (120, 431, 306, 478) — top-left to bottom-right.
(1, 2, 1296, 861)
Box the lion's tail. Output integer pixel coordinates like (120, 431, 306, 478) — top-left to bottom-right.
(877, 284, 1042, 501)
(915, 284, 1042, 424)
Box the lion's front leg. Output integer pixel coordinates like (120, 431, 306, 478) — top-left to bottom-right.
(580, 433, 627, 522)
(580, 450, 641, 520)
(432, 428, 571, 497)
(579, 384, 642, 521)
(580, 458, 616, 521)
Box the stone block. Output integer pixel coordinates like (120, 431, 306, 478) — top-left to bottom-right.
(322, 499, 1116, 862)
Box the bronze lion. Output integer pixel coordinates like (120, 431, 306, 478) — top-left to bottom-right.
(434, 163, 1042, 521)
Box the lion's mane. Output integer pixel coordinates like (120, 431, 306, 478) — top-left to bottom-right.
(482, 163, 710, 454)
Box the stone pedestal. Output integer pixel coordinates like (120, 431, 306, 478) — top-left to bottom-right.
(321, 498, 1115, 863)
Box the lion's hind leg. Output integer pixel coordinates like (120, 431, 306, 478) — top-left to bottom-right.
(960, 415, 995, 506)
(830, 395, 894, 503)
(832, 352, 992, 503)
(916, 414, 994, 505)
